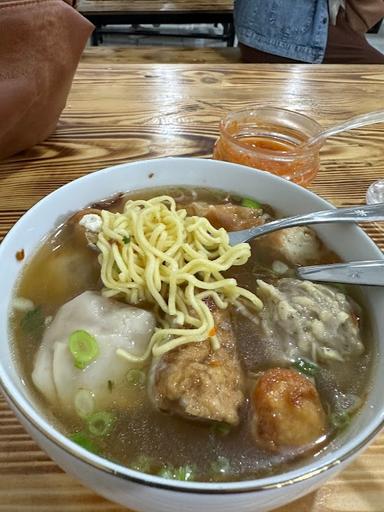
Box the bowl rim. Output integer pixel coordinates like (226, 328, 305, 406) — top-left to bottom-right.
(1, 156, 384, 495)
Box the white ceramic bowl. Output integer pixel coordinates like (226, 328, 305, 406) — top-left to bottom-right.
(1, 157, 383, 512)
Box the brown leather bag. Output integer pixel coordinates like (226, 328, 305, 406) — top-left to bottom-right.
(0, 0, 93, 160)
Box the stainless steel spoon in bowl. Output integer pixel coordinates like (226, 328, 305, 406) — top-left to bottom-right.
(297, 260, 384, 286)
(228, 203, 384, 246)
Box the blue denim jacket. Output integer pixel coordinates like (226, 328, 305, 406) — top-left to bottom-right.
(234, 0, 329, 63)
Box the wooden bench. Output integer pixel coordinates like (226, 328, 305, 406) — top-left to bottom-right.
(77, 0, 235, 46)
(81, 46, 242, 64)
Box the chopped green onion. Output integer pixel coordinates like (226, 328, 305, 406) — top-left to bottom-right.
(20, 306, 45, 340)
(86, 411, 116, 437)
(74, 389, 95, 418)
(174, 465, 195, 481)
(210, 456, 231, 476)
(158, 466, 176, 479)
(241, 197, 262, 209)
(126, 368, 146, 387)
(211, 422, 231, 436)
(130, 455, 152, 473)
(330, 411, 351, 431)
(157, 465, 195, 481)
(70, 431, 98, 453)
(293, 357, 319, 377)
(68, 330, 99, 369)
(122, 235, 130, 244)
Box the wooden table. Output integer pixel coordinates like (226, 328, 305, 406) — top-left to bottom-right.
(81, 45, 242, 64)
(1, 64, 384, 511)
(77, 0, 235, 46)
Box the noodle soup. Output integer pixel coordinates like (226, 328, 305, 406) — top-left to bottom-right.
(10, 187, 372, 483)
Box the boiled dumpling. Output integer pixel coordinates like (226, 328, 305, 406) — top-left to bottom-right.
(257, 278, 364, 365)
(32, 291, 155, 416)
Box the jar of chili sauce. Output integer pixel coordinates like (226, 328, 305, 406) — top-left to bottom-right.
(213, 108, 323, 186)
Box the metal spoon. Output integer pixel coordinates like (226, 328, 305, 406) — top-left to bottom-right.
(305, 109, 384, 149)
(228, 203, 384, 246)
(297, 260, 384, 286)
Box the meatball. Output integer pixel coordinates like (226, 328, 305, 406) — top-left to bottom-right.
(252, 368, 327, 451)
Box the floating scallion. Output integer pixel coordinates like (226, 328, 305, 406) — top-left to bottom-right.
(157, 464, 195, 481)
(210, 456, 231, 476)
(70, 431, 98, 453)
(211, 422, 231, 436)
(130, 455, 152, 473)
(69, 330, 99, 369)
(20, 306, 45, 340)
(241, 197, 262, 209)
(330, 411, 351, 431)
(86, 411, 116, 437)
(126, 368, 146, 387)
(74, 389, 95, 418)
(293, 357, 319, 377)
(158, 466, 176, 479)
(173, 465, 195, 481)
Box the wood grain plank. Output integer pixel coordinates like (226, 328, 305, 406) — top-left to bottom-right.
(77, 0, 233, 14)
(1, 393, 383, 511)
(1, 63, 384, 511)
(81, 46, 242, 64)
(2, 64, 384, 238)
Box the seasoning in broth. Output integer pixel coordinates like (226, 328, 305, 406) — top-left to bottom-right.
(11, 187, 371, 482)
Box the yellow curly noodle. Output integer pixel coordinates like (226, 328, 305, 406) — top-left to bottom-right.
(96, 196, 263, 363)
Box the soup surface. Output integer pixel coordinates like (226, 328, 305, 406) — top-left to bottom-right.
(11, 187, 371, 482)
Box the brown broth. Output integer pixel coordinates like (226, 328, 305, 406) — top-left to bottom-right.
(10, 187, 372, 482)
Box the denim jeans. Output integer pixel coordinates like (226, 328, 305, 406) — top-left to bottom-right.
(234, 0, 329, 63)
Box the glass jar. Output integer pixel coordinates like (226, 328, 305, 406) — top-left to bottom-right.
(366, 180, 384, 204)
(213, 107, 323, 186)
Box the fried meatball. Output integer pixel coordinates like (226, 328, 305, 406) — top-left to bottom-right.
(252, 368, 327, 451)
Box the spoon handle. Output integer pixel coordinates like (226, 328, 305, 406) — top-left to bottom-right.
(308, 110, 384, 147)
(297, 260, 384, 286)
(228, 203, 384, 246)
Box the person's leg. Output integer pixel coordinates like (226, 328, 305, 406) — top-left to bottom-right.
(238, 43, 301, 63)
(324, 13, 384, 63)
(239, 13, 384, 64)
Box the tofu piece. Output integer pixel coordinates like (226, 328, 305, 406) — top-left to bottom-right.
(149, 307, 245, 425)
(255, 226, 326, 266)
(185, 202, 270, 231)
